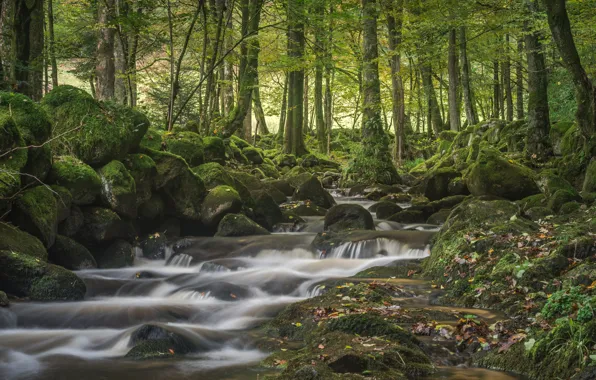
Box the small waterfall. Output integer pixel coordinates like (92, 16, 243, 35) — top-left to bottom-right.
(168, 254, 193, 267)
(306, 284, 325, 297)
(133, 246, 143, 257)
(326, 238, 430, 259)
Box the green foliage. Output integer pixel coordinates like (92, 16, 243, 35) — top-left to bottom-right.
(541, 287, 595, 323)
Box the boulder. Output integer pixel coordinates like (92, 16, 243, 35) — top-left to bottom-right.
(547, 189, 581, 212)
(138, 194, 165, 221)
(283, 201, 328, 216)
(380, 193, 412, 203)
(549, 122, 575, 155)
(559, 201, 581, 214)
(48, 235, 97, 270)
(583, 159, 596, 193)
(261, 182, 288, 204)
(524, 206, 553, 221)
(126, 324, 194, 360)
(0, 222, 47, 260)
(0, 291, 7, 307)
(242, 147, 264, 164)
(227, 141, 249, 164)
(465, 149, 539, 201)
(0, 250, 85, 301)
(286, 172, 312, 190)
(192, 162, 235, 189)
(388, 210, 426, 224)
(447, 177, 469, 196)
(93, 239, 135, 269)
(123, 153, 156, 206)
(251, 190, 284, 230)
(47, 156, 102, 205)
(21, 144, 52, 186)
(259, 162, 280, 179)
(58, 205, 84, 237)
(51, 185, 73, 223)
(41, 85, 149, 166)
(427, 209, 451, 225)
(75, 207, 135, 246)
(518, 194, 547, 211)
(275, 154, 297, 168)
(266, 179, 294, 196)
(163, 131, 205, 166)
(300, 153, 319, 168)
(139, 128, 164, 151)
(423, 168, 460, 201)
(233, 171, 263, 191)
(370, 201, 403, 219)
(140, 232, 168, 260)
(203, 136, 226, 164)
(201, 186, 243, 228)
(324, 204, 374, 232)
(97, 160, 137, 218)
(536, 169, 578, 197)
(215, 214, 270, 237)
(292, 176, 336, 209)
(11, 185, 58, 248)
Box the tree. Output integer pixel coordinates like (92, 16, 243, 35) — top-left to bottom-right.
(447, 27, 460, 131)
(385, 0, 405, 161)
(96, 0, 116, 100)
(459, 26, 477, 125)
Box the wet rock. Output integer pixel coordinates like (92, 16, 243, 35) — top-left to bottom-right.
(93, 239, 135, 268)
(140, 232, 168, 260)
(324, 204, 374, 232)
(370, 201, 402, 219)
(76, 207, 135, 246)
(242, 147, 264, 164)
(10, 185, 58, 249)
(215, 213, 270, 237)
(97, 160, 137, 218)
(0, 291, 8, 307)
(283, 201, 328, 217)
(203, 136, 226, 164)
(465, 149, 539, 201)
(58, 205, 84, 237)
(266, 179, 294, 196)
(201, 186, 243, 228)
(126, 324, 194, 360)
(251, 190, 284, 230)
(380, 193, 412, 203)
(163, 131, 205, 166)
(192, 162, 235, 189)
(423, 168, 460, 201)
(186, 281, 251, 301)
(123, 153, 156, 206)
(49, 235, 97, 270)
(427, 209, 451, 225)
(293, 176, 336, 209)
(22, 145, 52, 186)
(51, 185, 72, 223)
(47, 156, 102, 205)
(427, 195, 467, 213)
(549, 121, 575, 155)
(28, 264, 87, 301)
(388, 209, 426, 224)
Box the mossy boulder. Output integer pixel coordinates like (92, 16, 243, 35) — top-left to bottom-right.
(11, 186, 58, 248)
(427, 209, 451, 224)
(559, 124, 583, 156)
(275, 153, 297, 168)
(242, 146, 264, 164)
(48, 235, 97, 270)
(261, 182, 288, 204)
(0, 113, 28, 199)
(123, 153, 156, 206)
(48, 156, 102, 205)
(525, 206, 553, 221)
(163, 131, 205, 166)
(192, 162, 235, 189)
(93, 239, 135, 268)
(286, 172, 312, 190)
(518, 193, 547, 211)
(266, 179, 294, 196)
(447, 176, 469, 196)
(465, 149, 539, 201)
(583, 158, 596, 193)
(140, 128, 164, 151)
(21, 144, 52, 186)
(201, 186, 243, 228)
(0, 92, 51, 145)
(75, 207, 135, 246)
(324, 204, 374, 232)
(387, 209, 426, 224)
(251, 190, 284, 230)
(215, 213, 270, 237)
(0, 250, 85, 301)
(139, 232, 168, 260)
(282, 201, 328, 217)
(51, 185, 72, 222)
(422, 168, 460, 201)
(0, 291, 7, 307)
(97, 160, 137, 218)
(536, 169, 578, 197)
(0, 222, 47, 260)
(370, 201, 402, 219)
(41, 85, 149, 166)
(259, 162, 280, 179)
(58, 205, 84, 237)
(126, 324, 194, 360)
(138, 194, 165, 221)
(292, 176, 336, 209)
(547, 189, 581, 212)
(203, 136, 226, 164)
(559, 201, 581, 214)
(550, 121, 575, 155)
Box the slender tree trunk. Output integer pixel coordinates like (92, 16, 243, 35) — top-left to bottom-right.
(524, 4, 552, 159)
(459, 26, 477, 125)
(492, 59, 500, 118)
(277, 73, 288, 140)
(223, 1, 235, 114)
(96, 0, 116, 100)
(543, 0, 596, 153)
(386, 0, 405, 162)
(447, 27, 460, 131)
(253, 76, 269, 134)
(324, 2, 334, 146)
(420, 64, 442, 135)
(315, 60, 326, 152)
(303, 73, 309, 137)
(516, 38, 525, 119)
(47, 0, 58, 88)
(243, 99, 252, 140)
(504, 34, 513, 121)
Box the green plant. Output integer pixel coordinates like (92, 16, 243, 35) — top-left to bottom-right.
(541, 287, 595, 322)
(546, 319, 595, 368)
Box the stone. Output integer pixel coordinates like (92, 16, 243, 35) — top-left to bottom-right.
(423, 168, 461, 201)
(370, 201, 403, 220)
(324, 204, 374, 232)
(583, 159, 596, 193)
(0, 222, 47, 260)
(97, 160, 137, 218)
(292, 176, 336, 209)
(75, 207, 135, 246)
(93, 239, 135, 268)
(48, 235, 97, 270)
(163, 131, 205, 166)
(11, 185, 59, 248)
(387, 209, 426, 224)
(242, 147, 264, 164)
(123, 153, 156, 206)
(192, 162, 235, 189)
(47, 156, 102, 205)
(215, 213, 270, 237)
(203, 136, 226, 164)
(201, 186, 243, 228)
(251, 190, 284, 230)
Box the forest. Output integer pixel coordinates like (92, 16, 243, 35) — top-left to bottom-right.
(0, 0, 595, 379)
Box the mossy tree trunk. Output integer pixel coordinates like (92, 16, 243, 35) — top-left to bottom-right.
(96, 0, 116, 101)
(492, 59, 500, 119)
(516, 37, 525, 119)
(277, 73, 288, 141)
(543, 0, 596, 155)
(459, 26, 478, 126)
(524, 2, 552, 160)
(47, 0, 58, 88)
(503, 34, 514, 121)
(253, 77, 269, 135)
(447, 27, 460, 131)
(385, 0, 405, 162)
(313, 0, 327, 153)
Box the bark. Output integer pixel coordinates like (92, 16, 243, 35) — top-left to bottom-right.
(459, 27, 477, 125)
(420, 64, 443, 135)
(386, 0, 405, 162)
(543, 0, 595, 153)
(524, 4, 552, 159)
(96, 0, 116, 101)
(223, 1, 235, 114)
(516, 38, 525, 119)
(503, 34, 513, 121)
(447, 27, 460, 131)
(47, 0, 58, 88)
(114, 31, 127, 104)
(303, 74, 309, 136)
(277, 74, 288, 140)
(243, 98, 252, 140)
(313, 0, 326, 152)
(324, 3, 334, 147)
(253, 76, 269, 134)
(492, 59, 500, 118)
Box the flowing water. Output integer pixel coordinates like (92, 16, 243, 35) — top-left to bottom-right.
(0, 193, 521, 379)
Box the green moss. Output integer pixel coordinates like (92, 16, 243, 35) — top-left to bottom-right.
(12, 186, 58, 248)
(274, 154, 297, 167)
(232, 171, 263, 191)
(97, 160, 137, 218)
(547, 189, 581, 212)
(215, 213, 270, 237)
(29, 263, 86, 301)
(163, 131, 205, 166)
(192, 162, 235, 189)
(0, 92, 51, 145)
(230, 135, 252, 149)
(342, 134, 401, 187)
(583, 159, 596, 193)
(47, 156, 102, 205)
(49, 235, 97, 270)
(203, 136, 226, 164)
(560, 124, 582, 156)
(0, 112, 28, 172)
(201, 185, 242, 227)
(0, 250, 47, 296)
(536, 169, 578, 197)
(260, 163, 280, 179)
(518, 194, 546, 211)
(123, 153, 156, 205)
(0, 222, 47, 260)
(140, 128, 164, 151)
(242, 146, 264, 164)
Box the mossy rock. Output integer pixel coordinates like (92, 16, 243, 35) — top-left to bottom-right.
(140, 128, 164, 151)
(547, 189, 581, 212)
(427, 209, 451, 224)
(41, 85, 150, 166)
(50, 185, 72, 223)
(163, 131, 205, 166)
(0, 222, 47, 260)
(58, 205, 84, 237)
(0, 250, 85, 301)
(215, 213, 270, 237)
(465, 149, 539, 201)
(226, 141, 249, 164)
(387, 209, 425, 224)
(49, 235, 97, 270)
(242, 147, 264, 164)
(0, 92, 52, 145)
(192, 162, 235, 189)
(21, 144, 52, 186)
(324, 204, 374, 232)
(423, 168, 460, 201)
(0, 169, 20, 217)
(292, 176, 336, 209)
(282, 201, 328, 217)
(550, 121, 575, 155)
(145, 149, 188, 189)
(138, 193, 165, 221)
(0, 290, 7, 307)
(251, 190, 284, 230)
(535, 169, 578, 198)
(266, 179, 294, 196)
(524, 206, 553, 221)
(230, 135, 252, 149)
(161, 168, 205, 221)
(47, 156, 102, 205)
(97, 160, 137, 218)
(0, 112, 28, 172)
(447, 176, 469, 196)
(559, 123, 582, 156)
(286, 172, 312, 190)
(93, 239, 135, 268)
(201, 185, 243, 228)
(275, 153, 297, 168)
(559, 201, 581, 214)
(518, 194, 546, 211)
(232, 171, 263, 191)
(11, 185, 58, 248)
(203, 136, 226, 164)
(125, 324, 194, 360)
(583, 159, 596, 193)
(75, 207, 135, 246)
(261, 182, 288, 204)
(370, 201, 402, 219)
(123, 153, 156, 206)
(259, 163, 280, 179)
(140, 232, 168, 260)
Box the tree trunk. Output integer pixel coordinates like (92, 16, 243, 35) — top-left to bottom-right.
(386, 0, 405, 162)
(47, 0, 58, 88)
(516, 37, 525, 119)
(253, 76, 269, 134)
(492, 59, 500, 118)
(277, 73, 288, 140)
(504, 34, 513, 121)
(303, 73, 309, 137)
(420, 64, 442, 135)
(243, 99, 252, 140)
(96, 0, 116, 100)
(324, 2, 334, 147)
(543, 0, 596, 153)
(447, 27, 460, 131)
(223, 1, 235, 114)
(315, 61, 326, 152)
(459, 26, 477, 125)
(524, 5, 552, 159)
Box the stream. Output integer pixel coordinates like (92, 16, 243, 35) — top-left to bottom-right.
(0, 193, 523, 379)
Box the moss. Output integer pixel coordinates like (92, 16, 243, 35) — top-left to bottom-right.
(41, 85, 150, 166)
(140, 128, 164, 151)
(0, 112, 28, 172)
(97, 160, 137, 218)
(582, 159, 596, 193)
(11, 186, 58, 248)
(560, 124, 582, 156)
(163, 131, 205, 166)
(201, 185, 243, 227)
(233, 171, 264, 191)
(192, 162, 235, 189)
(0, 222, 47, 260)
(560, 201, 581, 214)
(138, 193, 165, 220)
(0, 250, 47, 296)
(0, 169, 20, 217)
(144, 149, 188, 189)
(292, 176, 336, 209)
(93, 239, 134, 268)
(51, 185, 72, 222)
(215, 213, 270, 237)
(242, 146, 264, 164)
(49, 235, 97, 270)
(230, 135, 252, 149)
(75, 207, 135, 245)
(47, 156, 102, 205)
(203, 136, 226, 164)
(0, 92, 51, 145)
(518, 194, 546, 211)
(29, 263, 86, 301)
(162, 168, 206, 221)
(21, 144, 52, 186)
(260, 163, 280, 179)
(275, 154, 297, 167)
(342, 135, 401, 188)
(58, 205, 84, 237)
(536, 169, 578, 197)
(123, 153, 156, 205)
(548, 189, 581, 212)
